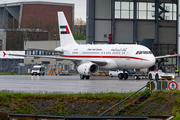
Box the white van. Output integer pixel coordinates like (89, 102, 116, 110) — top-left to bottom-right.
(109, 70, 128, 79)
(31, 65, 45, 76)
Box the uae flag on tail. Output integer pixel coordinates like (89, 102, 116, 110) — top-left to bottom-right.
(60, 26, 70, 34)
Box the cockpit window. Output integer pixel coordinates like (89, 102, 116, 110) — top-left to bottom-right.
(136, 51, 153, 55)
(143, 51, 148, 54)
(149, 51, 152, 54)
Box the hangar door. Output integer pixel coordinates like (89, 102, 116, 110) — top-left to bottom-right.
(158, 21, 176, 44)
(137, 21, 155, 43)
(115, 21, 133, 43)
(95, 0, 111, 19)
(95, 20, 111, 43)
(158, 21, 176, 55)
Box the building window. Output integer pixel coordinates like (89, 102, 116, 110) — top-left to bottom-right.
(115, 1, 176, 20)
(115, 1, 134, 19)
(137, 2, 155, 20)
(159, 3, 176, 20)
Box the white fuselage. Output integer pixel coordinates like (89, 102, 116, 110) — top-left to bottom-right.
(55, 44, 156, 70)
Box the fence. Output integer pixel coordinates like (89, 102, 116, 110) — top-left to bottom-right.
(0, 112, 173, 120)
(0, 59, 24, 73)
(0, 58, 76, 75)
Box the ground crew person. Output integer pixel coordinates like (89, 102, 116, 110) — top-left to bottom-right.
(175, 67, 179, 76)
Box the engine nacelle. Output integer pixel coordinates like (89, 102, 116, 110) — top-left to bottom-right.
(77, 63, 99, 75)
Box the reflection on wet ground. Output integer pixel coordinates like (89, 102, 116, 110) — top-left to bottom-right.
(0, 75, 179, 93)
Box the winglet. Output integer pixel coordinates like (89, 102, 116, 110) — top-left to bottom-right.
(3, 51, 6, 57)
(174, 52, 177, 58)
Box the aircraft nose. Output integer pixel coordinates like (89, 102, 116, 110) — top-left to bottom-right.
(148, 55, 156, 66)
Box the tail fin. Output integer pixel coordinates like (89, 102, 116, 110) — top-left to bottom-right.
(139, 39, 154, 51)
(3, 51, 6, 57)
(57, 12, 78, 46)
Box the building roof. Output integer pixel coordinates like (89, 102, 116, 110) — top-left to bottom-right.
(0, 1, 74, 7)
(0, 51, 24, 59)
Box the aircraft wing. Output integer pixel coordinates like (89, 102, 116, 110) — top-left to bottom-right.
(155, 54, 178, 59)
(27, 48, 64, 54)
(8, 53, 81, 60)
(7, 53, 107, 66)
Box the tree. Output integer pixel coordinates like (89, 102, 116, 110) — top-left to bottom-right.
(74, 18, 86, 35)
(23, 16, 59, 40)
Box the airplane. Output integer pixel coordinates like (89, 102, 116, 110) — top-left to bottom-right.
(5, 11, 178, 80)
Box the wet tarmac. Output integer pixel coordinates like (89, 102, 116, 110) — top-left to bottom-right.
(0, 75, 179, 93)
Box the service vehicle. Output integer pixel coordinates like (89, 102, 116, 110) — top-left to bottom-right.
(133, 68, 149, 80)
(109, 70, 128, 79)
(148, 65, 176, 80)
(97, 70, 108, 76)
(31, 65, 45, 76)
(59, 70, 69, 75)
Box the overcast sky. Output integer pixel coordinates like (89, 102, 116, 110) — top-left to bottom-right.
(0, 0, 86, 21)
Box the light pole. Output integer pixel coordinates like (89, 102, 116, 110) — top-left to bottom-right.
(54, 34, 58, 48)
(54, 34, 58, 65)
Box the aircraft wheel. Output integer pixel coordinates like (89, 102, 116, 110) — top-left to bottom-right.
(155, 74, 159, 81)
(109, 74, 113, 77)
(124, 73, 128, 80)
(135, 75, 137, 80)
(135, 75, 139, 80)
(80, 74, 85, 79)
(85, 75, 90, 79)
(118, 73, 124, 79)
(149, 74, 152, 80)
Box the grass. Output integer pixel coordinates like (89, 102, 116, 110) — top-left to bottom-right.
(0, 72, 29, 75)
(73, 33, 86, 40)
(0, 91, 141, 98)
(0, 91, 142, 116)
(0, 90, 180, 119)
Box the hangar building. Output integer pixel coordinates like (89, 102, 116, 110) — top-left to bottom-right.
(86, 0, 179, 69)
(0, 1, 74, 50)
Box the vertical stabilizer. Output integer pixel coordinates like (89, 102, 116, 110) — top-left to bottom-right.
(58, 12, 78, 46)
(139, 39, 154, 51)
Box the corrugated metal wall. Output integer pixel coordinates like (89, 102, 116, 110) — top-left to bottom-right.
(137, 21, 155, 42)
(94, 0, 111, 43)
(95, 0, 111, 19)
(115, 21, 133, 43)
(95, 20, 111, 42)
(158, 21, 176, 44)
(158, 21, 176, 55)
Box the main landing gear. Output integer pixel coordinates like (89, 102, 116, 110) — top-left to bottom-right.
(80, 74, 90, 80)
(118, 73, 128, 80)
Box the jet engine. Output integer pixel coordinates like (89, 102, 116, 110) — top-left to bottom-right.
(77, 63, 99, 75)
